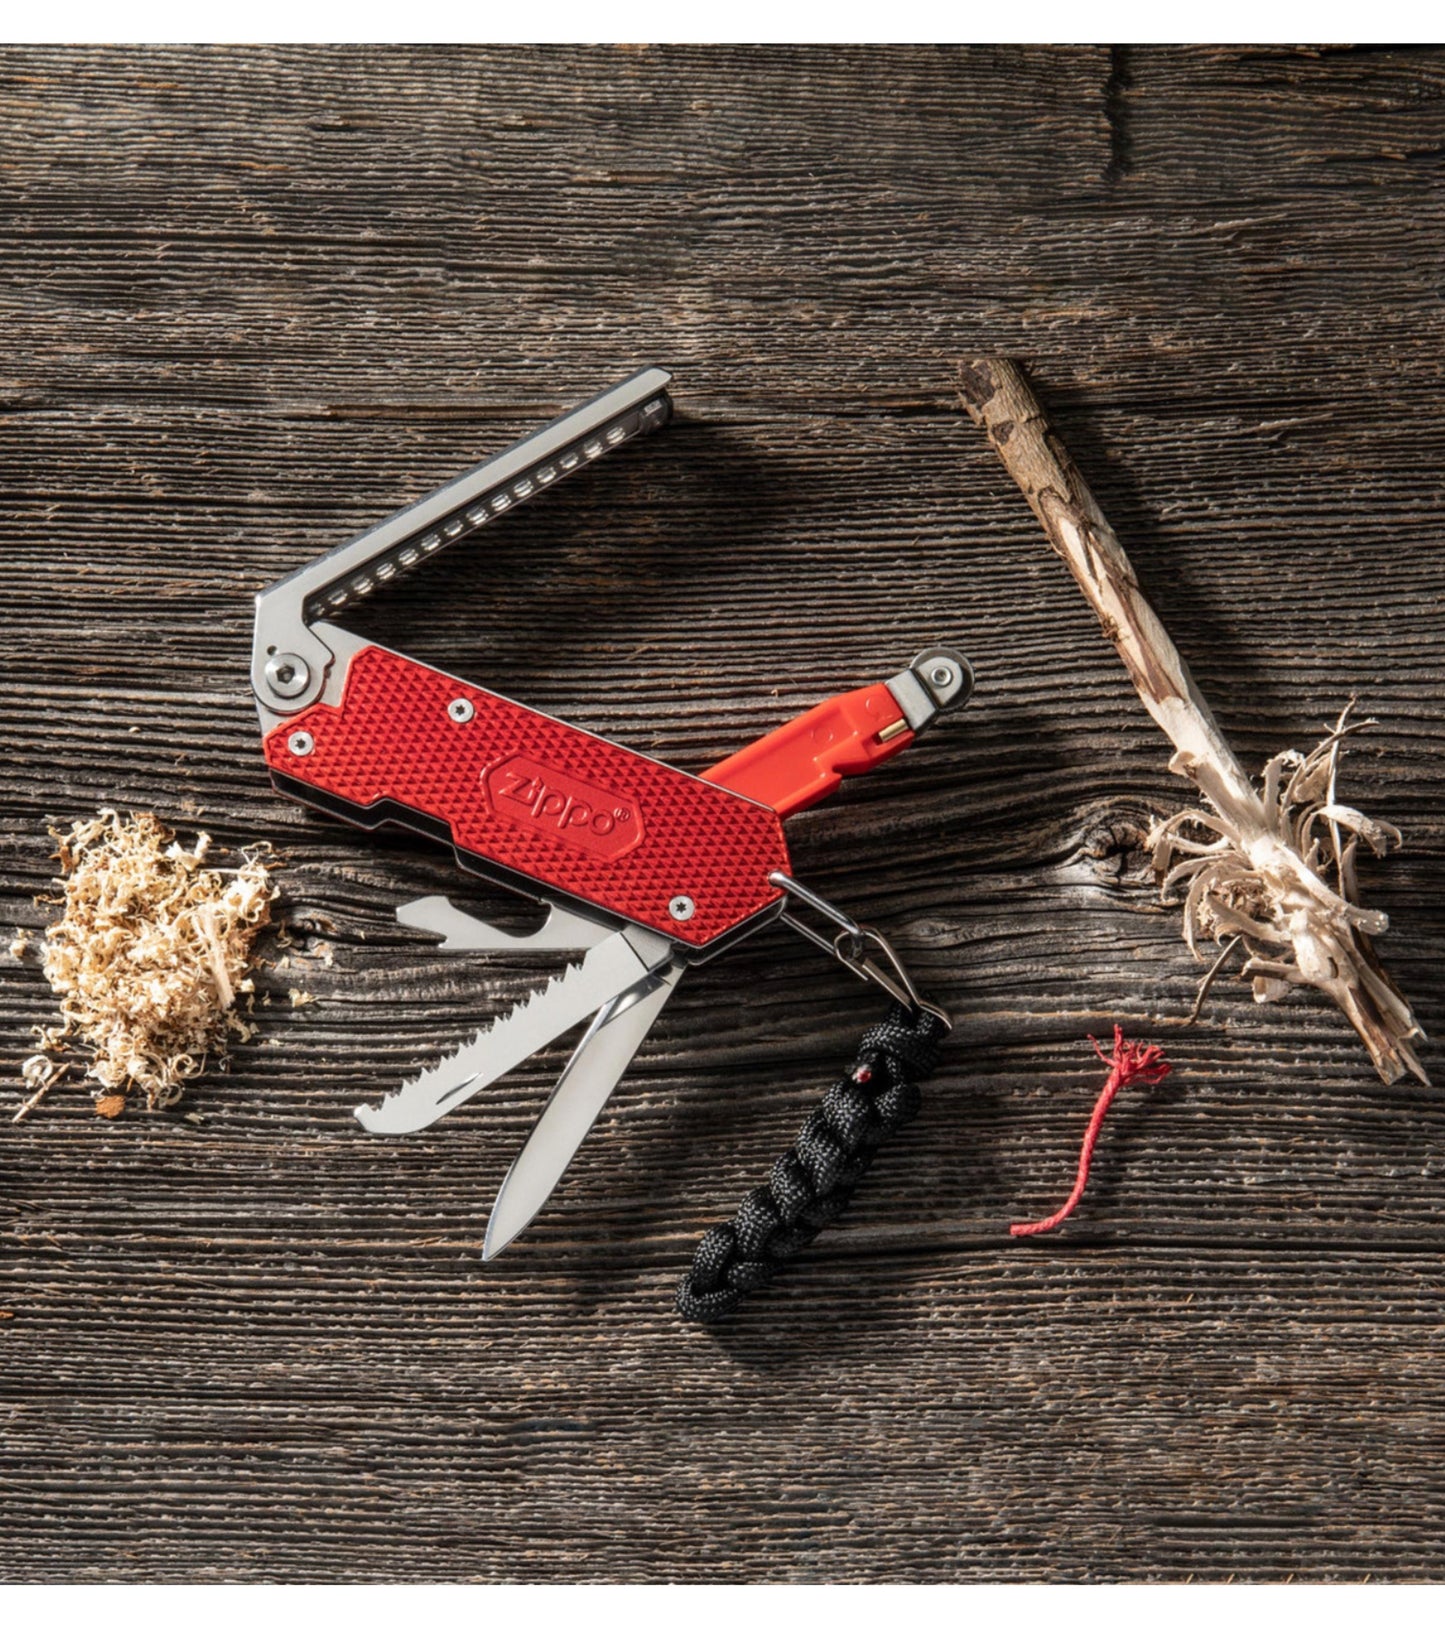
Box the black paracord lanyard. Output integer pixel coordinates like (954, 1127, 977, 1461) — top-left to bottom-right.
(676, 1003, 949, 1321)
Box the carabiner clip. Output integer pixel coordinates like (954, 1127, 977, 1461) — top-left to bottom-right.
(769, 872, 952, 1030)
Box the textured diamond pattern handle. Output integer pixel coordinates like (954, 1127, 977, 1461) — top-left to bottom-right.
(264, 644, 791, 952)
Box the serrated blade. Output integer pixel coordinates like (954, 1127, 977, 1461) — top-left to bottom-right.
(482, 961, 685, 1260)
(355, 927, 672, 1135)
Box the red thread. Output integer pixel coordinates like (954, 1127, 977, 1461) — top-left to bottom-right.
(1009, 1025, 1171, 1238)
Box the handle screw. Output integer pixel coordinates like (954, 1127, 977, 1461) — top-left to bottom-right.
(668, 895, 696, 922)
(288, 731, 315, 757)
(447, 698, 475, 724)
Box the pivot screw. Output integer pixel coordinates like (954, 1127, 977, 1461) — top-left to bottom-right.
(287, 730, 314, 757)
(447, 698, 475, 724)
(265, 652, 311, 699)
(668, 895, 695, 922)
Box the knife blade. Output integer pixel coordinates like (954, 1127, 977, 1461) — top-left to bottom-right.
(482, 960, 686, 1259)
(355, 925, 673, 1134)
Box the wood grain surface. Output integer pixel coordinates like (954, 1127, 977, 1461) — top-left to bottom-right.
(2, 43, 1444, 1583)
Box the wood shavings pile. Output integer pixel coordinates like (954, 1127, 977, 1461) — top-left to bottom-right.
(16, 811, 278, 1120)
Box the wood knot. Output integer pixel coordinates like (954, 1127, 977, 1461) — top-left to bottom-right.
(1077, 802, 1157, 886)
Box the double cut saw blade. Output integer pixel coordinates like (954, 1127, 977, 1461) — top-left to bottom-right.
(355, 924, 674, 1135)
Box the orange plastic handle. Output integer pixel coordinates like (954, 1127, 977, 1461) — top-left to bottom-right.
(702, 682, 913, 819)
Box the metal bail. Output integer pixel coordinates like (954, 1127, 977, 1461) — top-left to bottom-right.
(769, 872, 952, 1029)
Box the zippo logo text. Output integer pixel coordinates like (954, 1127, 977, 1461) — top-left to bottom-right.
(483, 754, 645, 860)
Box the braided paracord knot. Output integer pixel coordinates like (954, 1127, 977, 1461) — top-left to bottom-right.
(675, 1002, 949, 1322)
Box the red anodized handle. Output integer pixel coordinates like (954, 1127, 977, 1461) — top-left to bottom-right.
(265, 645, 919, 953)
(266, 644, 792, 952)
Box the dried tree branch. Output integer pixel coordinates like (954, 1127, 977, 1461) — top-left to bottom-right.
(958, 357, 1426, 1086)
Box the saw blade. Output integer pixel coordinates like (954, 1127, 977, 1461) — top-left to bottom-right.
(355, 928, 670, 1135)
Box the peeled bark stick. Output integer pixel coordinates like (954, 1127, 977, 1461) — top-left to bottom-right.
(958, 357, 1426, 1086)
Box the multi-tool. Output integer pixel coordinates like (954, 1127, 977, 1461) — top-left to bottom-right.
(251, 369, 971, 1258)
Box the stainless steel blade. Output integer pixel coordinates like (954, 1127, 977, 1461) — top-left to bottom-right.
(482, 961, 685, 1260)
(396, 894, 614, 952)
(355, 927, 672, 1135)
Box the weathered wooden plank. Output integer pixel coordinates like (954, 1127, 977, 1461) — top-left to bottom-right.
(2, 42, 1445, 1584)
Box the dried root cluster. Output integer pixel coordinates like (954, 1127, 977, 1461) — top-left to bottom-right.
(17, 811, 278, 1119)
(1150, 705, 1425, 1083)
